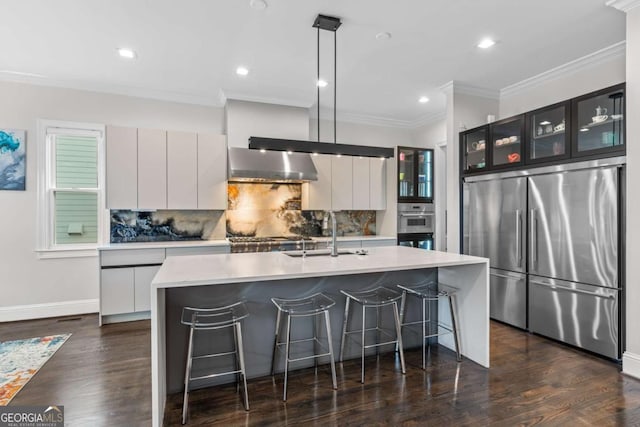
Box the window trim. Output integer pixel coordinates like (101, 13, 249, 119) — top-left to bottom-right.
(36, 120, 107, 258)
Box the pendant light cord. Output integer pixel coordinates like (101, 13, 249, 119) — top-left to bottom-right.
(317, 26, 320, 142)
(334, 30, 337, 144)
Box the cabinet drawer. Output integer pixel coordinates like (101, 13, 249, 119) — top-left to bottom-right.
(361, 239, 397, 248)
(101, 248, 166, 266)
(101, 268, 135, 315)
(165, 246, 230, 257)
(337, 240, 362, 249)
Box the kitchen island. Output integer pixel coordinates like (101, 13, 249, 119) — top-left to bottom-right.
(150, 246, 489, 426)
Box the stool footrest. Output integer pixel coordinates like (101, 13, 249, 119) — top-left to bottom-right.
(190, 369, 242, 382)
(343, 327, 395, 338)
(192, 350, 237, 360)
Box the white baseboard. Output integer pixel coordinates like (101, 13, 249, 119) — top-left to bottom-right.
(623, 351, 640, 380)
(0, 299, 99, 323)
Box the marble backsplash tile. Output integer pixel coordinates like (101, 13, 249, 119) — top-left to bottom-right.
(110, 183, 376, 242)
(110, 210, 225, 243)
(226, 182, 375, 237)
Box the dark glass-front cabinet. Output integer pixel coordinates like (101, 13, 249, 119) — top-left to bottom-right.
(398, 233, 434, 250)
(459, 83, 625, 177)
(461, 127, 488, 174)
(572, 83, 625, 158)
(398, 147, 433, 202)
(490, 115, 524, 169)
(526, 101, 570, 164)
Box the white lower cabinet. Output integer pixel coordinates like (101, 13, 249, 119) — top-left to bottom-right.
(101, 265, 160, 316)
(134, 266, 160, 312)
(99, 244, 231, 324)
(101, 268, 135, 316)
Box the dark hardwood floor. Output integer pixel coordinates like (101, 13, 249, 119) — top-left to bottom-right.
(2, 314, 640, 426)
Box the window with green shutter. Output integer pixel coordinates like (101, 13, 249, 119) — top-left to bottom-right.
(52, 135, 99, 245)
(39, 122, 106, 252)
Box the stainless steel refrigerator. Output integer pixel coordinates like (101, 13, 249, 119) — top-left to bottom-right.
(463, 159, 624, 359)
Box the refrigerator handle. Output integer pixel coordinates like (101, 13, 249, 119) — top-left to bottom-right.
(515, 209, 522, 267)
(530, 209, 538, 270)
(529, 279, 616, 300)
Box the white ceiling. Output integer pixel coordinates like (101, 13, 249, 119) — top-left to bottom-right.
(0, 0, 625, 126)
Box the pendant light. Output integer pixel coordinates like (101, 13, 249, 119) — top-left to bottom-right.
(248, 14, 394, 159)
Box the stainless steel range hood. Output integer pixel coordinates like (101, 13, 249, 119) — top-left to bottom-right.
(227, 147, 318, 182)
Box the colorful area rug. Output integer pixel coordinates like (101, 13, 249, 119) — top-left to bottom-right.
(0, 334, 71, 405)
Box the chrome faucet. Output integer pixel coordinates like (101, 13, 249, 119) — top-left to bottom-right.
(329, 210, 338, 257)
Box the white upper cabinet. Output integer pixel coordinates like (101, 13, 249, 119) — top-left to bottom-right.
(197, 134, 227, 210)
(302, 154, 388, 211)
(106, 126, 137, 209)
(331, 156, 353, 211)
(369, 158, 387, 210)
(105, 126, 227, 210)
(167, 131, 198, 209)
(137, 128, 167, 209)
(352, 157, 370, 210)
(302, 154, 332, 210)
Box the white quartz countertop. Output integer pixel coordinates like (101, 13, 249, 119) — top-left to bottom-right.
(99, 235, 396, 251)
(152, 246, 488, 289)
(99, 239, 230, 250)
(311, 235, 396, 242)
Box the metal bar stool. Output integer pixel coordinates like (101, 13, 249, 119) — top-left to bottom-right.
(398, 282, 462, 369)
(181, 301, 249, 425)
(271, 293, 337, 401)
(339, 286, 406, 384)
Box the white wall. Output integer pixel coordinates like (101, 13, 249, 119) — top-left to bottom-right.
(499, 55, 625, 118)
(446, 90, 500, 253)
(310, 118, 416, 238)
(0, 80, 223, 319)
(226, 99, 309, 148)
(412, 120, 446, 249)
(623, 6, 640, 379)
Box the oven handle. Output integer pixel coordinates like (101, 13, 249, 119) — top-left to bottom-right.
(399, 213, 434, 218)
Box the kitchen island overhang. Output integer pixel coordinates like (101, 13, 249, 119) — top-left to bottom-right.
(150, 246, 489, 427)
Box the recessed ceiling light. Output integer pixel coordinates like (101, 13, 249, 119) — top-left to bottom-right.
(317, 79, 328, 88)
(260, 149, 266, 153)
(375, 32, 392, 40)
(419, 96, 429, 104)
(249, 0, 267, 10)
(580, 128, 589, 132)
(287, 150, 293, 155)
(539, 121, 551, 125)
(236, 66, 249, 76)
(477, 38, 495, 49)
(336, 154, 342, 158)
(117, 48, 136, 59)
(313, 152, 319, 156)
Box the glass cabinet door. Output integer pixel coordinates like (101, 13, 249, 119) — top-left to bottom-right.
(417, 150, 433, 199)
(398, 148, 415, 198)
(527, 102, 569, 163)
(491, 116, 524, 168)
(462, 127, 488, 173)
(573, 85, 625, 156)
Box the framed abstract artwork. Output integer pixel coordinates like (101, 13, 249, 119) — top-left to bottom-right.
(0, 129, 26, 190)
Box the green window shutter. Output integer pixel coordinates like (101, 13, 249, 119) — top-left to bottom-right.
(54, 191, 98, 245)
(55, 136, 98, 188)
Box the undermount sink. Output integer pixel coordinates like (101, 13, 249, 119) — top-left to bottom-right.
(283, 249, 368, 258)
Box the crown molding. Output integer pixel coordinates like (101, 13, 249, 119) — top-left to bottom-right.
(0, 70, 223, 107)
(309, 107, 414, 129)
(606, 0, 640, 12)
(220, 89, 313, 109)
(437, 81, 500, 99)
(409, 110, 447, 129)
(500, 41, 626, 99)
